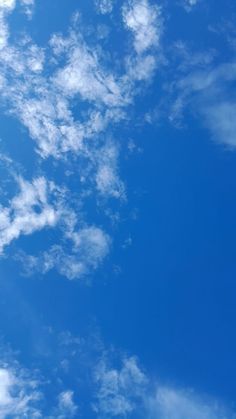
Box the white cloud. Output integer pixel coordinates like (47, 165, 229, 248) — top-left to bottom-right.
(168, 62, 236, 147)
(18, 225, 111, 280)
(93, 350, 233, 418)
(0, 0, 15, 11)
(0, 331, 231, 419)
(57, 391, 78, 418)
(45, 225, 111, 280)
(0, 169, 111, 280)
(122, 0, 161, 55)
(183, 0, 200, 10)
(19, 0, 34, 17)
(147, 386, 230, 419)
(0, 365, 41, 418)
(122, 0, 162, 81)
(95, 365, 233, 419)
(0, 15, 9, 50)
(125, 54, 156, 81)
(0, 177, 59, 254)
(95, 142, 125, 199)
(20, 0, 34, 5)
(0, 0, 163, 280)
(0, 0, 34, 49)
(0, 1, 161, 170)
(93, 356, 147, 417)
(0, 27, 127, 199)
(52, 34, 126, 108)
(0, 0, 15, 50)
(95, 0, 114, 14)
(202, 101, 236, 148)
(0, 356, 77, 418)
(0, 0, 33, 9)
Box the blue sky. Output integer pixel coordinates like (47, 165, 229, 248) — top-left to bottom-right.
(0, 0, 236, 417)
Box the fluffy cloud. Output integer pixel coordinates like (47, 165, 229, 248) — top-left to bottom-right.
(123, 0, 161, 54)
(0, 365, 41, 418)
(0, 361, 79, 418)
(122, 0, 162, 81)
(0, 177, 59, 254)
(0, 0, 15, 11)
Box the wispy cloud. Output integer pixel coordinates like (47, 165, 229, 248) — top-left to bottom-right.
(93, 352, 234, 418)
(181, 0, 200, 12)
(95, 0, 114, 15)
(20, 226, 111, 281)
(0, 331, 232, 419)
(166, 51, 236, 147)
(93, 356, 147, 417)
(147, 386, 232, 419)
(55, 391, 78, 418)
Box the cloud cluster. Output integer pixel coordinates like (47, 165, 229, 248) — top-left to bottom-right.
(21, 226, 111, 280)
(0, 173, 110, 280)
(51, 33, 127, 108)
(0, 363, 79, 418)
(0, 0, 161, 160)
(0, 364, 41, 418)
(93, 353, 233, 418)
(0, 0, 163, 280)
(0, 330, 232, 419)
(0, 338, 80, 418)
(94, 356, 147, 416)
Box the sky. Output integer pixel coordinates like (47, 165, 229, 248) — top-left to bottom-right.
(0, 0, 236, 417)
